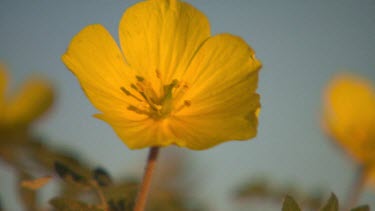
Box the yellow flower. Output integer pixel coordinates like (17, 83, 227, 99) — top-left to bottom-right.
(0, 64, 54, 130)
(62, 0, 261, 150)
(323, 74, 375, 167)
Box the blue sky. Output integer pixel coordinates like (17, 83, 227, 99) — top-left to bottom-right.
(1, 0, 375, 210)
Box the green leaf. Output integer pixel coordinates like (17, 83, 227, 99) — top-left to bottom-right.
(320, 193, 339, 211)
(49, 197, 102, 211)
(282, 195, 301, 211)
(351, 205, 370, 211)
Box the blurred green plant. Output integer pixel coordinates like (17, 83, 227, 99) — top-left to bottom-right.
(49, 153, 208, 211)
(234, 177, 325, 210)
(234, 178, 370, 211)
(281, 193, 370, 211)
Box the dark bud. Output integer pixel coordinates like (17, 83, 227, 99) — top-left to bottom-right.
(54, 161, 85, 183)
(93, 167, 113, 187)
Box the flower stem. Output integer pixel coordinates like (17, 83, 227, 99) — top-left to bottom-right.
(345, 166, 366, 211)
(133, 147, 160, 211)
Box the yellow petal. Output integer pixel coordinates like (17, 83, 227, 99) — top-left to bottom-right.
(169, 96, 260, 150)
(323, 74, 375, 164)
(180, 34, 261, 108)
(95, 113, 178, 149)
(5, 78, 54, 127)
(62, 24, 142, 120)
(119, 0, 210, 87)
(159, 34, 261, 149)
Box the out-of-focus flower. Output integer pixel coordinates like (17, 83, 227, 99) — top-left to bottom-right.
(62, 0, 261, 150)
(0, 64, 54, 130)
(323, 74, 375, 171)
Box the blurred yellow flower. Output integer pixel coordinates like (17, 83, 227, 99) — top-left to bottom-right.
(0, 64, 54, 130)
(323, 74, 375, 168)
(62, 0, 261, 150)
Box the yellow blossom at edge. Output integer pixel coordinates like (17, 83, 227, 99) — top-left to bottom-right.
(323, 73, 375, 166)
(0, 64, 54, 129)
(62, 0, 262, 150)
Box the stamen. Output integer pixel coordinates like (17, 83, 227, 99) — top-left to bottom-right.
(174, 100, 192, 113)
(130, 77, 161, 112)
(184, 100, 191, 107)
(140, 92, 159, 111)
(127, 105, 150, 115)
(173, 81, 189, 104)
(131, 84, 140, 92)
(136, 75, 145, 82)
(120, 87, 143, 102)
(123, 74, 191, 119)
(121, 87, 131, 95)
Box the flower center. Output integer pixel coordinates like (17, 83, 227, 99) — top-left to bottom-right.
(120, 70, 190, 120)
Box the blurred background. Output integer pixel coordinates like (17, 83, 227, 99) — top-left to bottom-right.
(1, 0, 375, 210)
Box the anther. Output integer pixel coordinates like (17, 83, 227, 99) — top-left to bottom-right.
(127, 105, 149, 115)
(120, 87, 131, 96)
(136, 75, 144, 82)
(174, 99, 192, 113)
(172, 81, 189, 104)
(120, 87, 142, 102)
(131, 84, 139, 91)
(176, 82, 189, 93)
(184, 100, 191, 107)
